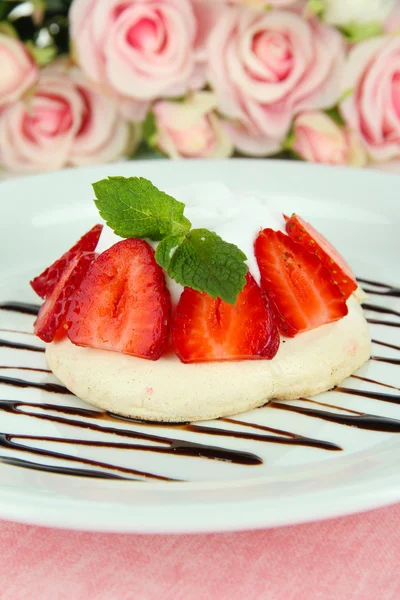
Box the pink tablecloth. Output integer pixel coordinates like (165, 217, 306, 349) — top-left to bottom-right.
(1, 504, 399, 599)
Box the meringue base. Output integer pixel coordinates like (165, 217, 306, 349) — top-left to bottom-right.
(45, 297, 371, 422)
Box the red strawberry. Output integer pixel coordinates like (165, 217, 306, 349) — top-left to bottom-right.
(285, 214, 357, 299)
(34, 252, 95, 343)
(254, 229, 348, 337)
(172, 273, 280, 363)
(30, 224, 103, 299)
(67, 239, 171, 360)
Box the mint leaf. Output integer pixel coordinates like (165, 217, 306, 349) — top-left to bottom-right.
(92, 176, 248, 304)
(93, 176, 191, 241)
(166, 229, 248, 304)
(155, 235, 186, 270)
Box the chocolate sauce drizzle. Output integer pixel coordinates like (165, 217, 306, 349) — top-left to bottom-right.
(0, 339, 45, 353)
(372, 339, 400, 352)
(269, 400, 400, 433)
(0, 289, 399, 482)
(366, 319, 400, 329)
(357, 278, 400, 298)
(363, 304, 400, 318)
(0, 302, 40, 316)
(0, 376, 71, 395)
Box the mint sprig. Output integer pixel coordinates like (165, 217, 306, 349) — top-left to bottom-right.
(93, 176, 191, 240)
(92, 177, 248, 304)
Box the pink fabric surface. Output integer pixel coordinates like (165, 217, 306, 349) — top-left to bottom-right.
(0, 504, 399, 599)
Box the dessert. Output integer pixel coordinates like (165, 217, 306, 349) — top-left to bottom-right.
(31, 178, 371, 422)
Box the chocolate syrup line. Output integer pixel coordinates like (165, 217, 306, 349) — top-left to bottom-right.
(297, 397, 362, 415)
(0, 376, 72, 395)
(0, 302, 40, 316)
(0, 434, 164, 481)
(366, 319, 400, 328)
(335, 386, 400, 405)
(219, 416, 342, 450)
(221, 417, 297, 437)
(364, 304, 400, 318)
(0, 401, 263, 466)
(0, 329, 35, 336)
(363, 289, 400, 298)
(101, 412, 341, 451)
(269, 401, 400, 432)
(358, 278, 394, 289)
(0, 367, 51, 374)
(358, 278, 400, 297)
(0, 454, 128, 480)
(0, 395, 345, 454)
(351, 374, 400, 393)
(185, 423, 341, 451)
(0, 339, 45, 353)
(371, 356, 400, 366)
(372, 339, 400, 352)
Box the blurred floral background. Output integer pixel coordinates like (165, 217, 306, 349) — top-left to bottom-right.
(0, 0, 399, 174)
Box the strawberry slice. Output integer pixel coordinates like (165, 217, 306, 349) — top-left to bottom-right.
(285, 214, 357, 299)
(30, 224, 103, 299)
(66, 239, 171, 360)
(172, 273, 280, 363)
(34, 252, 95, 343)
(254, 229, 348, 337)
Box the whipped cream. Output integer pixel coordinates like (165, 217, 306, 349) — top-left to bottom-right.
(96, 182, 285, 306)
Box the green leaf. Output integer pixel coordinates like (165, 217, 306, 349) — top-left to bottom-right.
(155, 235, 186, 270)
(340, 21, 383, 43)
(142, 111, 157, 147)
(25, 40, 57, 66)
(338, 88, 354, 103)
(0, 20, 18, 37)
(281, 125, 295, 151)
(167, 229, 248, 305)
(306, 0, 324, 16)
(92, 176, 248, 304)
(325, 106, 345, 127)
(92, 176, 191, 241)
(131, 140, 165, 160)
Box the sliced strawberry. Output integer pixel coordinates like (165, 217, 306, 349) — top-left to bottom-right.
(285, 214, 357, 299)
(34, 252, 95, 343)
(66, 239, 171, 360)
(254, 229, 348, 337)
(172, 273, 280, 363)
(30, 224, 103, 299)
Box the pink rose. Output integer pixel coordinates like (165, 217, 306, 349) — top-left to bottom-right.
(69, 0, 220, 119)
(153, 92, 233, 158)
(208, 7, 345, 156)
(0, 64, 137, 173)
(292, 111, 367, 166)
(0, 33, 38, 107)
(340, 36, 400, 162)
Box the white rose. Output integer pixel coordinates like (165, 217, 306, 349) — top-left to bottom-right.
(323, 0, 396, 26)
(153, 92, 233, 159)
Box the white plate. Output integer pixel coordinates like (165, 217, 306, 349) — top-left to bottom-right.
(1, 159, 399, 533)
